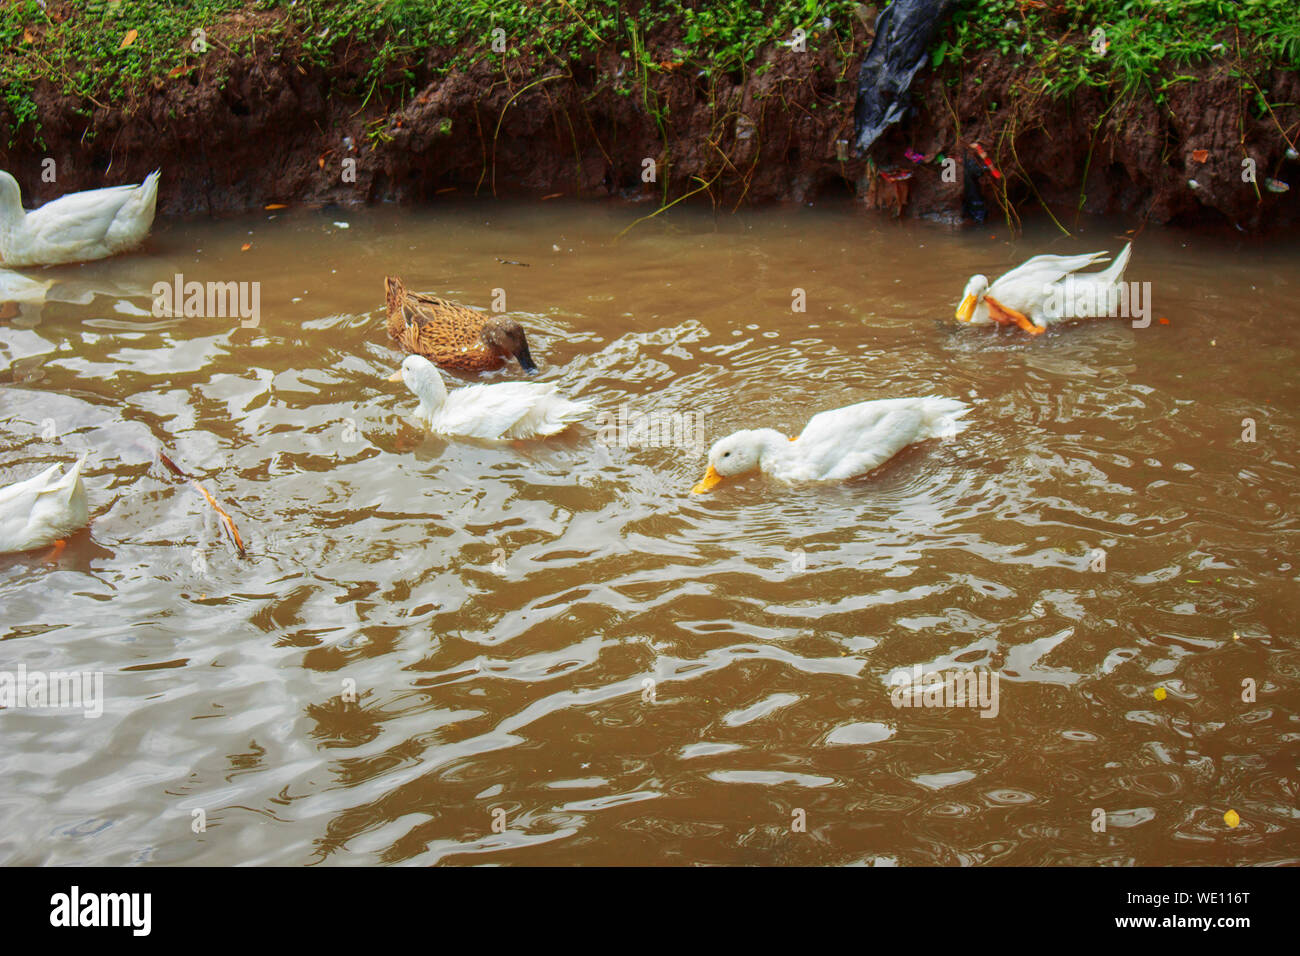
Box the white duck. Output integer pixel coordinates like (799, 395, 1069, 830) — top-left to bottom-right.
(691, 396, 969, 493)
(955, 242, 1133, 334)
(0, 169, 160, 268)
(388, 354, 591, 439)
(0, 454, 90, 554)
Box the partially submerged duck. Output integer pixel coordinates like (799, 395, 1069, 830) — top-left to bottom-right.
(384, 275, 538, 373)
(0, 455, 89, 554)
(388, 354, 589, 440)
(955, 243, 1133, 334)
(0, 169, 160, 268)
(691, 396, 969, 493)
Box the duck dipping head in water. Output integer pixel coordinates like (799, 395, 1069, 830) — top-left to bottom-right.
(954, 274, 990, 323)
(384, 275, 539, 374)
(480, 315, 538, 374)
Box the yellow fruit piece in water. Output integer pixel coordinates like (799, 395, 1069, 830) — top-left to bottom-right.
(1153, 687, 1167, 701)
(1224, 809, 1240, 828)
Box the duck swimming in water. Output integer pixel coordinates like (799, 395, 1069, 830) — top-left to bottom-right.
(691, 396, 969, 493)
(385, 275, 538, 373)
(388, 354, 589, 440)
(955, 243, 1133, 334)
(0, 169, 160, 268)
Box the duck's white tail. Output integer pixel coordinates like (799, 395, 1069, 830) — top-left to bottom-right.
(920, 397, 971, 439)
(51, 454, 88, 498)
(1097, 242, 1132, 285)
(142, 170, 161, 208)
(552, 397, 593, 426)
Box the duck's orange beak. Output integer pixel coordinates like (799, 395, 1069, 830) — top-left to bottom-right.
(955, 294, 977, 322)
(691, 465, 723, 494)
(387, 370, 403, 382)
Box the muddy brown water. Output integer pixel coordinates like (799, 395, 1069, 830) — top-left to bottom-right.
(1, 201, 1297, 865)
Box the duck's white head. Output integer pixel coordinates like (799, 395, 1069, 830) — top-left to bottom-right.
(955, 274, 989, 322)
(691, 429, 781, 494)
(0, 170, 23, 225)
(387, 354, 448, 414)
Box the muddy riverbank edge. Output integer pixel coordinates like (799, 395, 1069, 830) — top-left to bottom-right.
(2, 16, 1297, 234)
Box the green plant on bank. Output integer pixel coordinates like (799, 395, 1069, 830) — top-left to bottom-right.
(933, 0, 1300, 101)
(3, 1, 1297, 128)
(927, 0, 1300, 235)
(3, 0, 1297, 219)
(0, 1, 861, 140)
(0, 0, 262, 144)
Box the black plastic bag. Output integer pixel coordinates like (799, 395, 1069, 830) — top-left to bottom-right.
(852, 0, 954, 156)
(963, 154, 987, 223)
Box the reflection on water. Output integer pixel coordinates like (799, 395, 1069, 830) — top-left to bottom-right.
(1, 201, 1297, 865)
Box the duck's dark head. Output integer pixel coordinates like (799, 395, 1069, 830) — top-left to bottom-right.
(483, 317, 538, 373)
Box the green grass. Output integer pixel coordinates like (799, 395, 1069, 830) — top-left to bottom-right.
(0, 0, 864, 144)
(2, 0, 1298, 148)
(933, 0, 1300, 102)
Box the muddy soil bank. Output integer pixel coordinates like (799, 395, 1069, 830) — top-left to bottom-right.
(2, 19, 1296, 233)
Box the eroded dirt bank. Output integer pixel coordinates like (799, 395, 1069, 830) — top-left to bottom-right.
(2, 14, 1296, 232)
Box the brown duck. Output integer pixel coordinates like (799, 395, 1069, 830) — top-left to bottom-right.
(384, 275, 537, 374)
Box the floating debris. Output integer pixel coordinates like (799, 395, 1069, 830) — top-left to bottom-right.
(1264, 178, 1290, 193)
(495, 258, 530, 267)
(157, 450, 246, 557)
(1191, 149, 1208, 163)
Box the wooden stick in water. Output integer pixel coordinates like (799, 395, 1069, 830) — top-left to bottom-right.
(156, 449, 246, 557)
